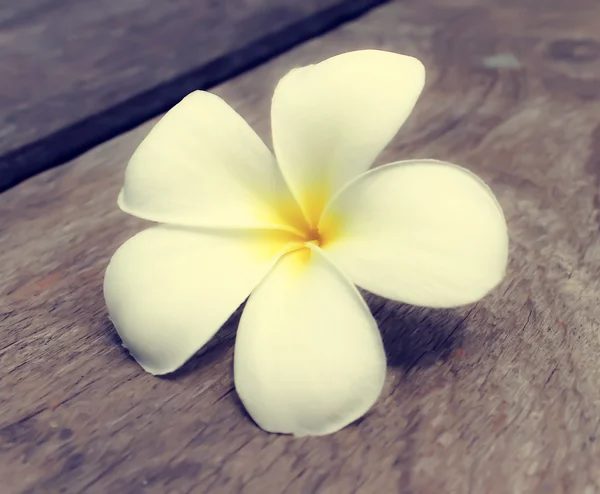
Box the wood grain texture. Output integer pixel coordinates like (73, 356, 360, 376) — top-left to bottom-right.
(0, 0, 389, 191)
(2, 0, 600, 492)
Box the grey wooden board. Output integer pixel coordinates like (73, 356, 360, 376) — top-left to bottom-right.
(0, 0, 386, 190)
(2, 0, 600, 491)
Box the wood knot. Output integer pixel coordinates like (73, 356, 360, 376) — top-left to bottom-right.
(548, 39, 600, 63)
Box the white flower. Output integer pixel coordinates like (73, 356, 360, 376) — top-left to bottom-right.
(104, 50, 508, 436)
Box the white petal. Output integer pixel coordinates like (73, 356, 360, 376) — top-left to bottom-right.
(234, 246, 386, 436)
(320, 160, 508, 308)
(120, 91, 306, 232)
(271, 50, 425, 225)
(104, 226, 294, 375)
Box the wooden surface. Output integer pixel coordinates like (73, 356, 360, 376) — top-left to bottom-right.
(2, 0, 600, 492)
(0, 0, 386, 191)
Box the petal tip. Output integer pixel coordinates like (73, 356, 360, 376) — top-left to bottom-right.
(127, 347, 188, 376)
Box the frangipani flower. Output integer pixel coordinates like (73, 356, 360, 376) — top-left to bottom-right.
(104, 50, 508, 436)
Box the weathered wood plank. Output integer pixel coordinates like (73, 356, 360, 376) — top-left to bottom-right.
(1, 0, 600, 492)
(0, 0, 388, 191)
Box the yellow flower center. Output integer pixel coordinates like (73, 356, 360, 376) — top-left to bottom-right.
(260, 181, 344, 265)
(303, 226, 321, 246)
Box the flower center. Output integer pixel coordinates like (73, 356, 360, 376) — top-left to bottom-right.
(304, 226, 322, 246)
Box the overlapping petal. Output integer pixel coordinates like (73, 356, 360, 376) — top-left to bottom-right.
(104, 225, 295, 374)
(271, 50, 425, 225)
(234, 246, 386, 436)
(320, 160, 508, 308)
(119, 91, 306, 232)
